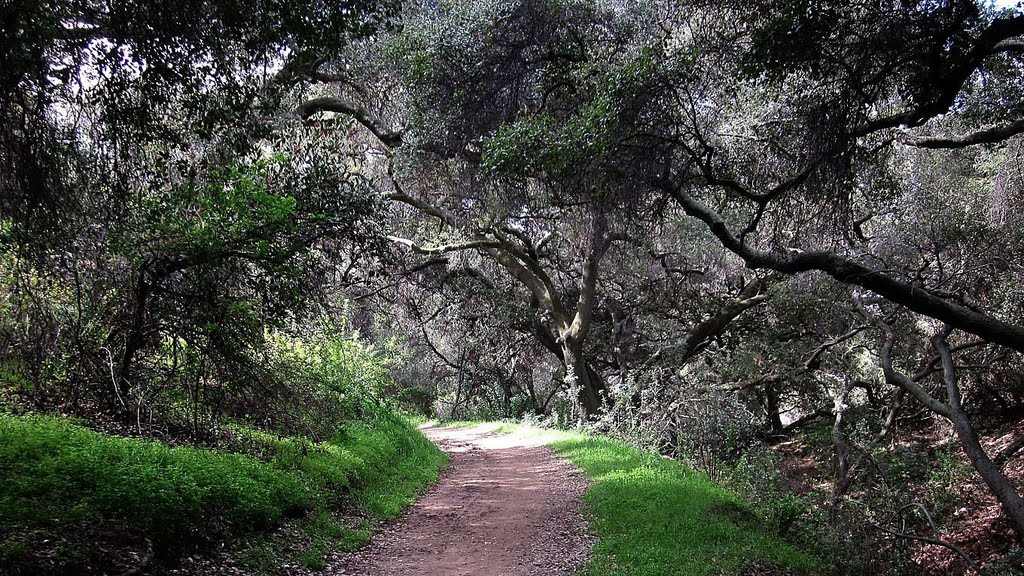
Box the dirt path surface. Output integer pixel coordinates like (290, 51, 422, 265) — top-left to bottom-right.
(333, 424, 592, 576)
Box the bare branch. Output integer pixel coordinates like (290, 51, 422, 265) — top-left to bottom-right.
(804, 324, 870, 371)
(910, 118, 1024, 149)
(875, 319, 952, 418)
(387, 235, 500, 255)
(567, 212, 612, 342)
(490, 229, 570, 326)
(404, 256, 449, 274)
(854, 15, 1024, 136)
(995, 434, 1024, 469)
(680, 288, 769, 361)
(661, 181, 1024, 353)
(931, 326, 964, 412)
(386, 191, 457, 226)
(994, 38, 1024, 53)
(485, 244, 570, 329)
(870, 503, 983, 575)
(308, 64, 371, 97)
(295, 97, 403, 146)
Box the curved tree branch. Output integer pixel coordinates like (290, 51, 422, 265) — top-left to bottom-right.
(874, 319, 952, 419)
(567, 212, 611, 342)
(662, 182, 1024, 353)
(679, 278, 771, 361)
(295, 97, 403, 146)
(911, 118, 1024, 149)
(387, 235, 500, 255)
(854, 14, 1024, 136)
(870, 503, 983, 575)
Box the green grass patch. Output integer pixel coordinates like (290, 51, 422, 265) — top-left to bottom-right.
(236, 542, 277, 573)
(0, 412, 446, 572)
(437, 419, 487, 428)
(493, 424, 819, 576)
(438, 420, 522, 434)
(0, 414, 310, 548)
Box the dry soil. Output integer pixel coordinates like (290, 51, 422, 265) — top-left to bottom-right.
(331, 424, 592, 576)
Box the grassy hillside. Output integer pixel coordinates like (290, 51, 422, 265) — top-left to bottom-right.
(0, 413, 446, 575)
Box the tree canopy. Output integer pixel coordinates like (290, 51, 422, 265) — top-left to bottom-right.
(4, 0, 1024, 572)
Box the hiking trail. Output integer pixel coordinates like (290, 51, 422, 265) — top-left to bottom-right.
(333, 424, 592, 576)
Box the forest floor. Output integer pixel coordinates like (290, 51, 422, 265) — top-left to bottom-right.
(330, 424, 593, 576)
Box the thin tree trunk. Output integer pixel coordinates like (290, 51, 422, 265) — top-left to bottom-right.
(873, 320, 1024, 536)
(765, 381, 784, 435)
(933, 332, 1024, 538)
(118, 269, 151, 412)
(831, 380, 856, 505)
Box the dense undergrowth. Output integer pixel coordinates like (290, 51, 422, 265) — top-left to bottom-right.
(0, 413, 446, 575)
(0, 258, 450, 575)
(464, 423, 818, 576)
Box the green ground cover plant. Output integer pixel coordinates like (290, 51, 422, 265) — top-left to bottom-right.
(496, 424, 819, 576)
(0, 413, 446, 573)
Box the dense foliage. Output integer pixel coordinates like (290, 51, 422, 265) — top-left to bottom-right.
(4, 0, 1024, 573)
(0, 412, 445, 573)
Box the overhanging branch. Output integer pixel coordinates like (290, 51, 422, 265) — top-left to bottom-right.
(854, 15, 1024, 136)
(661, 181, 1024, 353)
(911, 118, 1024, 149)
(296, 97, 403, 146)
(387, 235, 500, 255)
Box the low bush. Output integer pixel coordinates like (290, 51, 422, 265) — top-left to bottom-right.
(0, 412, 446, 573)
(551, 435, 818, 576)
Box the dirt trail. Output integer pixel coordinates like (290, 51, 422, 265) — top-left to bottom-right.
(333, 424, 592, 576)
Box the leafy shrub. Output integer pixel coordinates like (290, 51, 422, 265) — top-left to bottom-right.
(542, 431, 820, 576)
(0, 412, 446, 570)
(0, 414, 310, 551)
(223, 324, 399, 441)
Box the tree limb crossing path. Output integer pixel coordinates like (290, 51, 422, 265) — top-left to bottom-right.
(333, 425, 592, 576)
